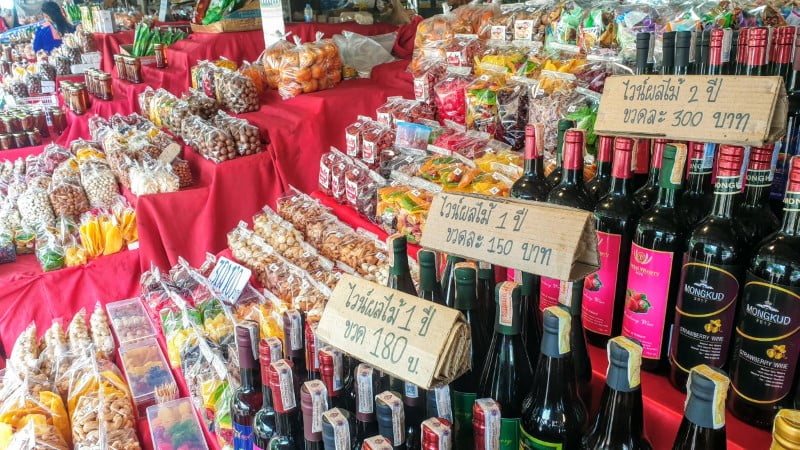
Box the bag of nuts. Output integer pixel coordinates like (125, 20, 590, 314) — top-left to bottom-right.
(79, 161, 120, 209)
(214, 69, 260, 114)
(89, 303, 115, 361)
(49, 175, 90, 219)
(182, 88, 219, 120)
(181, 116, 237, 163)
(212, 111, 262, 157)
(171, 158, 193, 189)
(17, 177, 55, 229)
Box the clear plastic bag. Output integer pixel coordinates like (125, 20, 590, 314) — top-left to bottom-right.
(130, 160, 179, 196)
(277, 35, 343, 100)
(17, 177, 55, 228)
(182, 88, 219, 120)
(181, 115, 237, 163)
(411, 53, 447, 104)
(35, 229, 65, 272)
(79, 161, 119, 209)
(434, 67, 474, 125)
(214, 69, 260, 113)
(238, 60, 268, 96)
(333, 31, 396, 78)
(171, 158, 193, 189)
(0, 228, 15, 264)
(211, 111, 262, 156)
(496, 76, 534, 151)
(49, 175, 90, 219)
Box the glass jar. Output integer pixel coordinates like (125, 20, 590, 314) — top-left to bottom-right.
(5, 115, 20, 133)
(34, 110, 48, 137)
(154, 44, 167, 69)
(98, 73, 112, 100)
(84, 69, 95, 96)
(50, 108, 67, 135)
(26, 129, 41, 146)
(0, 134, 11, 150)
(69, 86, 87, 115)
(3, 45, 11, 61)
(114, 54, 125, 80)
(12, 133, 26, 148)
(76, 83, 91, 109)
(0, 117, 7, 135)
(19, 111, 34, 131)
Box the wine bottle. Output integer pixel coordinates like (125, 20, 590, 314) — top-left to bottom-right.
(255, 337, 284, 448)
(520, 271, 540, 363)
(674, 31, 691, 75)
(772, 26, 795, 88)
(520, 306, 588, 449)
(583, 337, 652, 450)
(745, 27, 769, 76)
(267, 359, 300, 449)
(735, 145, 780, 247)
(511, 123, 549, 202)
(417, 249, 442, 304)
(696, 30, 710, 75)
(233, 321, 264, 450)
(672, 365, 729, 449)
(425, 385, 452, 423)
(727, 157, 800, 428)
(622, 143, 687, 372)
(707, 29, 724, 76)
(735, 28, 749, 75)
(451, 263, 490, 448)
(478, 282, 533, 450)
(545, 119, 576, 189)
(679, 142, 714, 229)
(635, 32, 650, 75)
(477, 262, 496, 340)
(403, 381, 425, 450)
(283, 310, 307, 380)
(473, 398, 501, 450)
(375, 391, 406, 449)
(585, 136, 641, 347)
(634, 138, 667, 211)
(662, 31, 676, 75)
(319, 346, 349, 411)
(669, 145, 748, 391)
(388, 234, 417, 296)
(633, 139, 651, 191)
(772, 36, 800, 214)
(771, 409, 800, 449)
(559, 280, 592, 404)
(306, 321, 321, 381)
(361, 436, 394, 450)
(421, 418, 452, 449)
(441, 254, 465, 309)
(585, 135, 614, 205)
(322, 408, 357, 450)
(302, 380, 328, 450)
(727, 29, 739, 75)
(354, 364, 379, 445)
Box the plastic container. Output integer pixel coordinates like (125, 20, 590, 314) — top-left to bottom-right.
(119, 337, 177, 418)
(106, 298, 157, 346)
(147, 397, 209, 450)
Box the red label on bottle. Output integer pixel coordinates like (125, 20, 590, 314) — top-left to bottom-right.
(539, 277, 561, 311)
(582, 232, 622, 336)
(622, 243, 675, 360)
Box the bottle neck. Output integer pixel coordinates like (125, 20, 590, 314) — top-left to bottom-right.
(710, 175, 740, 218)
(263, 383, 274, 409)
(455, 282, 476, 311)
(276, 409, 298, 439)
(744, 168, 772, 207)
(241, 366, 260, 392)
(596, 160, 612, 180)
(687, 165, 712, 194)
(782, 192, 800, 235)
(560, 168, 584, 186)
(391, 250, 409, 275)
(656, 186, 678, 208)
(524, 155, 545, 178)
(593, 388, 645, 440)
(419, 265, 437, 293)
(685, 392, 718, 430)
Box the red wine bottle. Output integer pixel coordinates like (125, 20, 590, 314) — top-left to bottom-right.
(322, 408, 358, 450)
(727, 29, 739, 75)
(388, 234, 417, 296)
(545, 119, 576, 189)
(622, 143, 687, 372)
(559, 280, 592, 404)
(302, 380, 328, 450)
(425, 385, 452, 423)
(477, 262, 496, 340)
(583, 337, 651, 450)
(520, 306, 588, 449)
(283, 309, 307, 380)
(511, 123, 549, 202)
(727, 157, 800, 428)
(679, 142, 714, 229)
(254, 337, 284, 448)
(672, 365, 729, 449)
(696, 30, 709, 75)
(772, 37, 800, 214)
(735, 28, 749, 75)
(451, 263, 489, 448)
(669, 145, 748, 391)
(585, 135, 614, 204)
(233, 321, 264, 450)
(707, 29, 724, 76)
(478, 282, 533, 450)
(354, 364, 379, 445)
(306, 321, 321, 381)
(319, 346, 349, 411)
(521, 271, 541, 363)
(268, 359, 301, 449)
(585, 137, 641, 347)
(634, 138, 666, 211)
(745, 27, 769, 76)
(403, 380, 425, 450)
(736, 145, 780, 247)
(375, 391, 406, 449)
(441, 254, 464, 309)
(421, 418, 452, 450)
(473, 398, 501, 450)
(662, 31, 676, 75)
(772, 26, 795, 89)
(361, 436, 394, 450)
(633, 139, 651, 191)
(417, 249, 442, 304)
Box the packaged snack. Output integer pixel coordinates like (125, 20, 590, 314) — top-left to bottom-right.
(211, 111, 262, 156)
(17, 177, 55, 228)
(495, 76, 534, 151)
(261, 33, 294, 89)
(181, 115, 237, 163)
(330, 153, 349, 204)
(35, 229, 65, 272)
(214, 69, 260, 113)
(79, 161, 119, 209)
(465, 74, 503, 135)
(411, 54, 447, 104)
(119, 338, 177, 418)
(0, 229, 15, 264)
(90, 303, 116, 361)
(182, 88, 219, 120)
(106, 298, 157, 346)
(360, 120, 395, 170)
(8, 323, 38, 372)
(238, 60, 267, 96)
(445, 33, 484, 67)
(433, 67, 473, 125)
(344, 116, 370, 158)
(146, 398, 209, 450)
(48, 175, 90, 218)
(277, 35, 343, 99)
(67, 309, 92, 355)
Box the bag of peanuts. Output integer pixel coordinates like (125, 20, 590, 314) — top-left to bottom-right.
(48, 174, 89, 219)
(79, 160, 119, 209)
(17, 177, 55, 229)
(277, 34, 343, 100)
(129, 159, 180, 196)
(214, 69, 260, 114)
(238, 60, 268, 96)
(211, 111, 262, 157)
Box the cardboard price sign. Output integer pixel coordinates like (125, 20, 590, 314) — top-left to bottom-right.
(420, 192, 598, 281)
(317, 274, 471, 389)
(595, 75, 787, 146)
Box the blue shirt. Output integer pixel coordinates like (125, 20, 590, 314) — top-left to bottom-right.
(33, 24, 69, 53)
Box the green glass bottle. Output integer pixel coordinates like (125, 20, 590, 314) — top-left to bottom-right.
(418, 249, 443, 304)
(441, 254, 465, 309)
(387, 234, 417, 296)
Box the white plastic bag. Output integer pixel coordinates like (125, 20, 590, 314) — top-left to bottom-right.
(333, 31, 395, 78)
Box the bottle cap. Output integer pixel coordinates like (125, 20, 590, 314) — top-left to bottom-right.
(390, 233, 407, 254)
(319, 346, 343, 395)
(663, 31, 676, 46)
(418, 249, 437, 271)
(268, 359, 297, 413)
(562, 129, 585, 170)
(524, 123, 545, 160)
(651, 139, 667, 169)
(520, 271, 536, 297)
(541, 305, 571, 358)
(283, 309, 305, 357)
(689, 141, 705, 160)
(685, 365, 729, 430)
(596, 135, 614, 163)
(709, 29, 724, 65)
(788, 156, 800, 192)
(375, 391, 405, 446)
(747, 27, 768, 66)
(473, 398, 501, 450)
(355, 363, 377, 421)
(494, 282, 522, 335)
(419, 249, 438, 291)
(772, 409, 800, 449)
(454, 263, 477, 311)
(659, 143, 687, 190)
(305, 320, 320, 373)
(302, 380, 328, 442)
(322, 408, 354, 450)
(676, 31, 692, 48)
(236, 321, 259, 369)
(421, 417, 452, 449)
(606, 336, 642, 392)
(748, 145, 775, 171)
(260, 337, 283, 385)
(716, 145, 745, 177)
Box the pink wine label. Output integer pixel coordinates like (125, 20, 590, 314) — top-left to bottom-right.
(621, 243, 674, 360)
(582, 231, 622, 336)
(539, 277, 561, 311)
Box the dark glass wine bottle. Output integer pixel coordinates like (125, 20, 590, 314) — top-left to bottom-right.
(521, 271, 540, 363)
(635, 32, 651, 75)
(735, 28, 749, 76)
(559, 280, 592, 403)
(319, 346, 349, 411)
(375, 391, 406, 449)
(421, 418, 452, 449)
(633, 139, 651, 191)
(771, 408, 800, 449)
(302, 380, 328, 450)
(545, 119, 576, 189)
(727, 157, 800, 429)
(707, 29, 724, 76)
(669, 145, 748, 391)
(283, 309, 307, 380)
(417, 249, 442, 304)
(322, 408, 357, 450)
(361, 436, 394, 450)
(634, 138, 666, 211)
(477, 262, 496, 340)
(745, 27, 769, 76)
(354, 363, 379, 445)
(478, 282, 533, 450)
(520, 306, 588, 449)
(306, 321, 321, 381)
(772, 26, 795, 89)
(267, 359, 301, 449)
(736, 145, 780, 248)
(583, 337, 651, 450)
(403, 380, 424, 450)
(472, 398, 501, 450)
(425, 385, 452, 423)
(772, 36, 800, 214)
(451, 263, 490, 449)
(674, 31, 691, 75)
(726, 29, 739, 75)
(585, 137, 641, 348)
(696, 30, 709, 75)
(679, 142, 714, 229)
(672, 365, 729, 449)
(255, 338, 284, 448)
(662, 31, 676, 75)
(511, 123, 549, 202)
(622, 143, 687, 372)
(441, 254, 464, 309)
(233, 321, 264, 450)
(586, 135, 614, 205)
(388, 234, 417, 296)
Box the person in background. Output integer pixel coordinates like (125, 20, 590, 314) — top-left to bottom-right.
(33, 1, 74, 52)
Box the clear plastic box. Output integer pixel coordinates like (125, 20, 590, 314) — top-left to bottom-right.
(119, 337, 176, 418)
(106, 297, 157, 346)
(147, 397, 209, 450)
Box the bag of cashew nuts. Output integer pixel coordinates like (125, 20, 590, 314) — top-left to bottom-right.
(211, 111, 262, 156)
(49, 174, 90, 219)
(79, 160, 120, 209)
(214, 69, 260, 114)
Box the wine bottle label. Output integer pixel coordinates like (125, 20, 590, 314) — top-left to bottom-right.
(714, 175, 741, 195)
(404, 382, 419, 398)
(610, 336, 642, 389)
(746, 168, 773, 187)
(234, 422, 254, 450)
(622, 243, 675, 360)
(306, 380, 329, 433)
(556, 281, 573, 306)
(550, 306, 571, 355)
(434, 385, 453, 422)
(423, 418, 453, 450)
(583, 232, 622, 336)
(671, 258, 741, 374)
(266, 337, 283, 363)
(475, 398, 500, 450)
(273, 360, 296, 411)
(377, 391, 405, 445)
(499, 282, 515, 326)
(730, 273, 800, 406)
(287, 310, 303, 351)
(519, 426, 562, 449)
(538, 277, 560, 312)
(452, 390, 476, 445)
(309, 324, 320, 370)
(357, 364, 375, 414)
(688, 365, 729, 429)
(323, 408, 351, 450)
